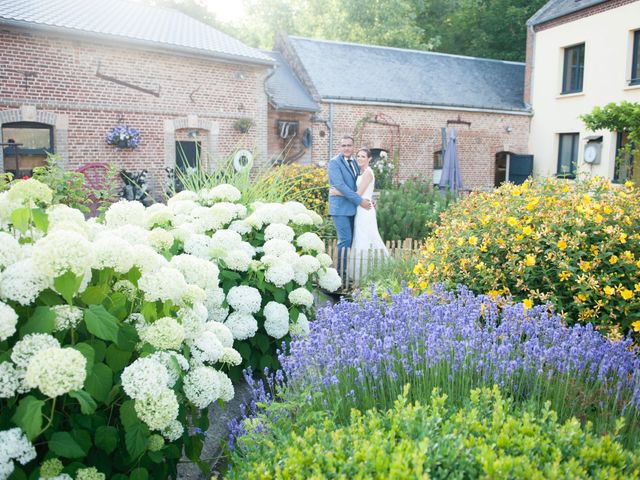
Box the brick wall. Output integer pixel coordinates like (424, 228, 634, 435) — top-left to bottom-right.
(267, 107, 314, 164)
(309, 103, 531, 190)
(0, 26, 271, 196)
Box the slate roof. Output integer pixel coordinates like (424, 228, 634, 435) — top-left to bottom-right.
(284, 36, 528, 112)
(264, 51, 319, 112)
(0, 0, 274, 66)
(528, 0, 609, 26)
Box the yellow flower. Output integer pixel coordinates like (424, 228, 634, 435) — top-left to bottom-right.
(609, 255, 619, 265)
(468, 236, 478, 246)
(620, 233, 628, 244)
(512, 188, 521, 196)
(594, 213, 604, 224)
(522, 226, 533, 236)
(559, 271, 571, 281)
(621, 289, 633, 300)
(524, 254, 536, 267)
(577, 293, 588, 302)
(623, 251, 634, 261)
(624, 180, 634, 189)
(413, 264, 425, 275)
(632, 321, 640, 332)
(407, 282, 415, 289)
(427, 263, 435, 273)
(557, 240, 567, 250)
(635, 283, 640, 293)
(603, 205, 613, 214)
(523, 299, 533, 309)
(580, 261, 591, 272)
(604, 285, 615, 296)
(419, 280, 428, 290)
(506, 217, 518, 227)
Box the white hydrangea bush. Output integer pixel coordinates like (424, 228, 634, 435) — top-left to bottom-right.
(0, 179, 242, 479)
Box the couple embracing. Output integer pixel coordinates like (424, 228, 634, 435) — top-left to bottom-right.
(328, 135, 388, 282)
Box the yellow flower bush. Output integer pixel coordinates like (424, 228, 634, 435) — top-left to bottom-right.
(263, 164, 328, 216)
(416, 177, 640, 336)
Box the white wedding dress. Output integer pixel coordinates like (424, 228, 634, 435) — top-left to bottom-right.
(350, 168, 389, 281)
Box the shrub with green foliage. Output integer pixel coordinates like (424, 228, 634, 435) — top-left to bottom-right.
(228, 385, 640, 479)
(376, 178, 454, 241)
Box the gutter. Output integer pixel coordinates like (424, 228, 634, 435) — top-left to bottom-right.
(323, 98, 532, 116)
(0, 19, 276, 67)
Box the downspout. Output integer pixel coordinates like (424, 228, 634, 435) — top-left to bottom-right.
(328, 102, 334, 161)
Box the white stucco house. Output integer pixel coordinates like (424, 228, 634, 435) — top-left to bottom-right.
(526, 0, 640, 182)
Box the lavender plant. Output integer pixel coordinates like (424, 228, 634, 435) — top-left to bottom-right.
(232, 287, 640, 448)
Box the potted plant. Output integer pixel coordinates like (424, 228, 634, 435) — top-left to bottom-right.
(234, 117, 254, 134)
(106, 124, 141, 149)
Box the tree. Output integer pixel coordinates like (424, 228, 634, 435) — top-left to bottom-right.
(581, 101, 640, 163)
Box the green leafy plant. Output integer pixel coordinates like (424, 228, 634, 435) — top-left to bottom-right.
(31, 154, 92, 214)
(376, 177, 455, 241)
(581, 101, 640, 162)
(228, 385, 640, 479)
(233, 118, 253, 134)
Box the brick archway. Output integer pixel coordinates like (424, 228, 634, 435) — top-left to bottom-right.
(0, 106, 69, 172)
(164, 115, 219, 169)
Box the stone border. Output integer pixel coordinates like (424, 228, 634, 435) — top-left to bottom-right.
(164, 115, 220, 170)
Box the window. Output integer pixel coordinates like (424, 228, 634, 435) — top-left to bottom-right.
(632, 30, 640, 86)
(557, 133, 579, 178)
(614, 132, 640, 183)
(562, 43, 585, 94)
(433, 150, 443, 185)
(1, 122, 53, 177)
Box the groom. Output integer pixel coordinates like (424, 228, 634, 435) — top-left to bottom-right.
(328, 135, 372, 278)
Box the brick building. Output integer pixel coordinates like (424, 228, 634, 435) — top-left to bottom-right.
(275, 34, 533, 190)
(0, 0, 274, 195)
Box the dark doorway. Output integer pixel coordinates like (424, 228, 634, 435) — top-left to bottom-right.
(494, 151, 509, 186)
(175, 140, 201, 172)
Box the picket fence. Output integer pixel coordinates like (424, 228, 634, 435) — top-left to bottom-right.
(324, 238, 424, 289)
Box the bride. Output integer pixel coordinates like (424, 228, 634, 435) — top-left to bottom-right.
(331, 148, 388, 281)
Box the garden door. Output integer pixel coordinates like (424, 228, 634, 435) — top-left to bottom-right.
(508, 154, 533, 185)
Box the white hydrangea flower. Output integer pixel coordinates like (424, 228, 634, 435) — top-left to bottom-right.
(228, 219, 252, 235)
(199, 184, 242, 204)
(283, 201, 307, 214)
(0, 301, 18, 341)
(263, 301, 289, 339)
(179, 303, 209, 340)
(148, 228, 174, 252)
(104, 200, 147, 228)
(223, 250, 251, 272)
(75, 467, 106, 480)
(238, 241, 256, 258)
(171, 223, 198, 242)
(51, 305, 83, 331)
(183, 366, 220, 408)
(296, 232, 325, 253)
(108, 224, 150, 246)
(25, 347, 86, 397)
(220, 347, 242, 366)
(317, 253, 333, 268)
(84, 217, 105, 240)
(293, 270, 309, 286)
(146, 203, 175, 228)
(6, 178, 52, 206)
(208, 305, 229, 323)
(203, 288, 229, 323)
(251, 203, 289, 225)
(299, 255, 321, 274)
(169, 254, 219, 290)
(47, 220, 90, 239)
(0, 232, 21, 270)
(139, 317, 185, 350)
(148, 351, 189, 387)
(131, 245, 169, 273)
(180, 284, 206, 306)
(121, 357, 170, 400)
(113, 280, 137, 301)
(288, 288, 314, 308)
(265, 261, 295, 288)
(0, 362, 19, 398)
(11, 333, 60, 368)
(138, 267, 187, 303)
(189, 331, 224, 365)
(91, 236, 134, 273)
(264, 224, 295, 243)
(0, 191, 22, 228)
(168, 190, 198, 204)
(204, 321, 234, 348)
(161, 419, 184, 442)
(227, 286, 262, 314)
(32, 230, 92, 279)
(290, 312, 310, 337)
(318, 267, 342, 292)
(213, 370, 234, 402)
(46, 204, 86, 227)
(224, 312, 258, 340)
(125, 313, 146, 330)
(182, 233, 212, 259)
(210, 229, 242, 251)
(134, 389, 179, 430)
(192, 205, 234, 232)
(291, 213, 314, 226)
(308, 210, 324, 225)
(263, 238, 295, 257)
(0, 428, 37, 472)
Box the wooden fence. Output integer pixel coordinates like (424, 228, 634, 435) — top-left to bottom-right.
(324, 238, 424, 289)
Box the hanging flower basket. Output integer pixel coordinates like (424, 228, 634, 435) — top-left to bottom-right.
(106, 124, 141, 149)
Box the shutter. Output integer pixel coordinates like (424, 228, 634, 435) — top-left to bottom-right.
(509, 155, 533, 185)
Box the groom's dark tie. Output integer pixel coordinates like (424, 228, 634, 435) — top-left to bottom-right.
(348, 159, 357, 178)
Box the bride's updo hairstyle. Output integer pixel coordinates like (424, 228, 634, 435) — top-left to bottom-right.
(357, 148, 372, 159)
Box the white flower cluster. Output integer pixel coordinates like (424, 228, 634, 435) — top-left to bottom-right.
(0, 428, 36, 479)
(0, 301, 18, 341)
(51, 305, 83, 331)
(25, 347, 86, 398)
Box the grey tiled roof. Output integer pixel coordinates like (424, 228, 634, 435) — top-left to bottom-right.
(0, 0, 274, 65)
(285, 36, 528, 112)
(264, 51, 319, 112)
(528, 0, 609, 26)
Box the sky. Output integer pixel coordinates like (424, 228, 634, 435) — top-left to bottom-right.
(201, 0, 246, 23)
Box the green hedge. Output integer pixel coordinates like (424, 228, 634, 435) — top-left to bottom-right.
(228, 386, 640, 479)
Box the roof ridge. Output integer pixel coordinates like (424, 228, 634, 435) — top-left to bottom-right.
(287, 35, 525, 66)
